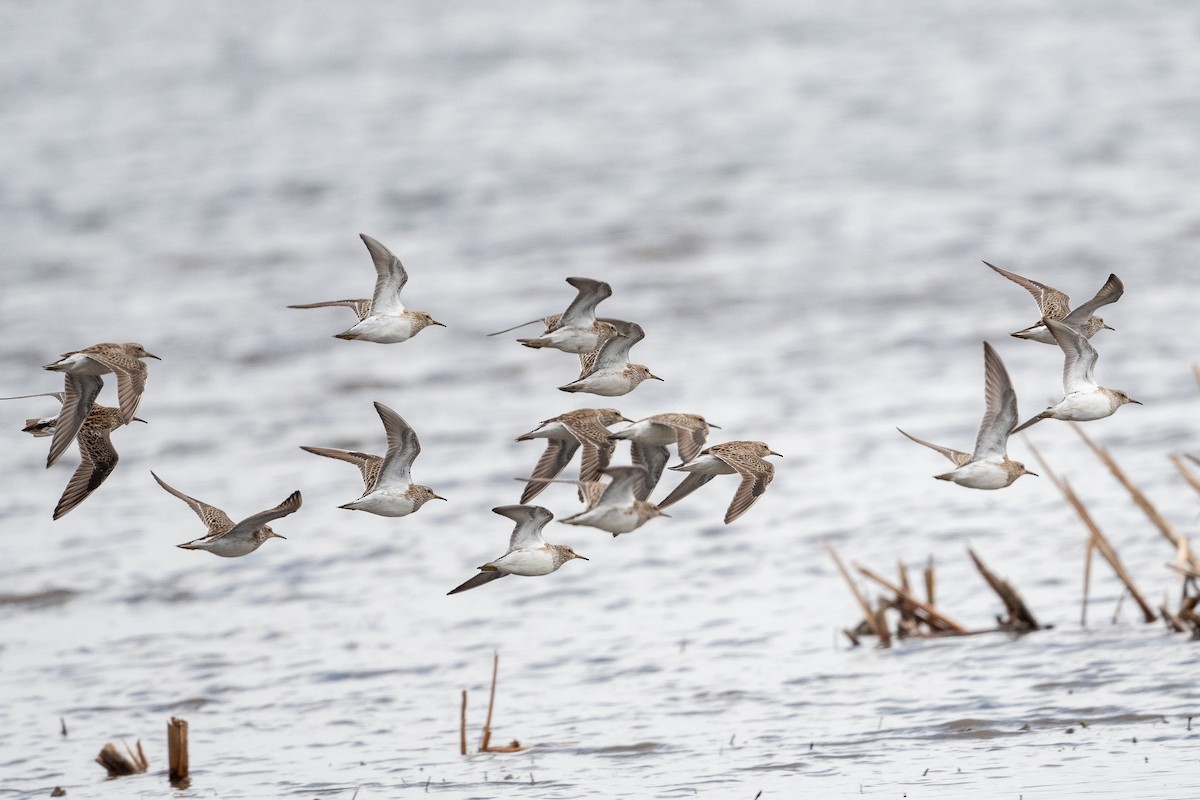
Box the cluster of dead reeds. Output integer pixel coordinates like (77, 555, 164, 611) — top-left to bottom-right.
(830, 418, 1200, 646)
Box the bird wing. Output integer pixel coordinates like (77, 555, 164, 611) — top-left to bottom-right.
(492, 504, 554, 549)
(896, 428, 971, 467)
(984, 261, 1071, 319)
(448, 570, 507, 595)
(584, 322, 644, 373)
(287, 299, 373, 321)
(152, 471, 235, 535)
(1061, 273, 1123, 327)
(84, 348, 149, 425)
(1047, 318, 1099, 392)
(970, 342, 1019, 461)
(520, 438, 580, 503)
(52, 421, 120, 519)
(656, 472, 716, 510)
(299, 446, 382, 491)
(565, 415, 618, 484)
(597, 467, 644, 506)
(556, 277, 612, 328)
(374, 402, 420, 488)
(225, 490, 302, 539)
(721, 454, 775, 524)
(46, 374, 103, 468)
(630, 442, 670, 500)
(360, 234, 409, 315)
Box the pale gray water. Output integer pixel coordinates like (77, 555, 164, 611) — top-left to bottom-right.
(3, 1, 1200, 797)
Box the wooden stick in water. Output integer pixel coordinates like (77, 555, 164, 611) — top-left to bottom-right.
(460, 690, 468, 756)
(167, 717, 189, 784)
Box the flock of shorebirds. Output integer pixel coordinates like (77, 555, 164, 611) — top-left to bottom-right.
(3, 234, 782, 593)
(898, 262, 1137, 490)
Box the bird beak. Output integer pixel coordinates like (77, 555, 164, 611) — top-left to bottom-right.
(1129, 398, 1143, 405)
(1103, 324, 1115, 331)
(432, 320, 447, 327)
(132, 417, 149, 424)
(575, 553, 589, 561)
(708, 423, 722, 429)
(274, 533, 287, 539)
(1026, 470, 1039, 477)
(648, 374, 664, 382)
(658, 511, 671, 518)
(769, 450, 783, 457)
(146, 353, 162, 360)
(433, 494, 448, 501)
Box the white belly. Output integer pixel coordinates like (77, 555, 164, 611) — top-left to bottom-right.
(492, 548, 556, 576)
(1052, 391, 1114, 422)
(341, 314, 417, 344)
(341, 488, 419, 517)
(564, 506, 643, 534)
(937, 460, 1014, 490)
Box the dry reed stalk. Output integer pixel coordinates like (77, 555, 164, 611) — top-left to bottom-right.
(924, 557, 935, 607)
(1193, 363, 1200, 389)
(477, 652, 527, 754)
(1025, 439, 1157, 623)
(167, 717, 188, 784)
(1169, 454, 1200, 496)
(873, 598, 893, 648)
(1070, 424, 1200, 573)
(895, 560, 920, 638)
(822, 539, 886, 640)
(967, 548, 1040, 631)
(95, 739, 148, 777)
(480, 651, 498, 753)
(1160, 603, 1186, 633)
(853, 563, 969, 634)
(460, 690, 468, 756)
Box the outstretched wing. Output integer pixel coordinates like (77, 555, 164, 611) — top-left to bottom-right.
(151, 471, 235, 534)
(970, 342, 1019, 461)
(1061, 273, 1123, 328)
(374, 402, 421, 488)
(52, 423, 119, 519)
(288, 299, 373, 321)
(897, 428, 971, 467)
(1047, 318, 1098, 392)
(984, 261, 1070, 319)
(46, 374, 103, 468)
(360, 234, 409, 315)
(299, 446, 382, 491)
(556, 277, 612, 328)
(227, 491, 302, 539)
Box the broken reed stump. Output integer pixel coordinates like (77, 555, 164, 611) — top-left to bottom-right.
(968, 548, 1039, 632)
(831, 549, 1044, 645)
(95, 739, 148, 777)
(1025, 438, 1157, 624)
(167, 717, 189, 785)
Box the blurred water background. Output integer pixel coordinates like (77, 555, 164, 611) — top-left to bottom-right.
(3, 1, 1200, 797)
